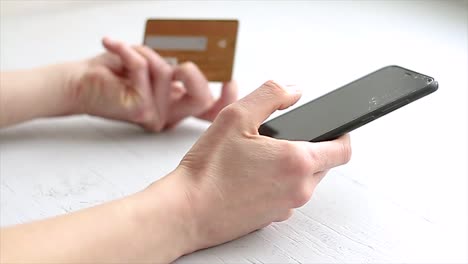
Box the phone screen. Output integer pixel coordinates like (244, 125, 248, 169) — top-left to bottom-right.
(259, 66, 437, 142)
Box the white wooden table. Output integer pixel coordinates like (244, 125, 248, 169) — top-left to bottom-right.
(1, 1, 467, 263)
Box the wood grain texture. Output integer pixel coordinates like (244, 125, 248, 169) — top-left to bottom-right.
(144, 19, 238, 82)
(1, 1, 467, 263)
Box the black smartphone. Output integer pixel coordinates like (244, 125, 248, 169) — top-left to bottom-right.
(258, 65, 438, 142)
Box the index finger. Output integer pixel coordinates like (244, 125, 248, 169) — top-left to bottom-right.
(134, 46, 173, 131)
(102, 37, 150, 89)
(237, 81, 302, 127)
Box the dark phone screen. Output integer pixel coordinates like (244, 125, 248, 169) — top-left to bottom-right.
(259, 66, 434, 141)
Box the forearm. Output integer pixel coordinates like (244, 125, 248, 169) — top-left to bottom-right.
(0, 173, 193, 263)
(0, 62, 83, 128)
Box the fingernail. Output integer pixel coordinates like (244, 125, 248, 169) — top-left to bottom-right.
(278, 82, 302, 94)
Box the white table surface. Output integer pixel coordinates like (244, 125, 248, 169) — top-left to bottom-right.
(1, 1, 467, 263)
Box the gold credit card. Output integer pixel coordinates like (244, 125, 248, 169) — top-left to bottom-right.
(144, 19, 238, 82)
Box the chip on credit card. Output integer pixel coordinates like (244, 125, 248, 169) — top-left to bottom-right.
(144, 19, 238, 82)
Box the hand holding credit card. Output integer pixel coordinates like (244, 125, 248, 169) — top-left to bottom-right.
(144, 19, 239, 82)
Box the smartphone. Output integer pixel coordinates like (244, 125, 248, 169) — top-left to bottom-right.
(258, 65, 438, 142)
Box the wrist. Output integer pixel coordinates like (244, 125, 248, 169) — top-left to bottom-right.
(36, 60, 89, 118)
(125, 170, 198, 262)
(61, 59, 89, 116)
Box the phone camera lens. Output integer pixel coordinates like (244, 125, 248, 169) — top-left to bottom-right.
(426, 78, 433, 83)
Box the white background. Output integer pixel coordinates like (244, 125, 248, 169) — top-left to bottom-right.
(1, 1, 467, 263)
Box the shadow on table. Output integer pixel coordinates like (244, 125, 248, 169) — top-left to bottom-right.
(0, 116, 209, 146)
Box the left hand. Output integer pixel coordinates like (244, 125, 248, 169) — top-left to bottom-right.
(71, 37, 237, 131)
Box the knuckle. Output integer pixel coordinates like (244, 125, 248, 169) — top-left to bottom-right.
(180, 61, 198, 72)
(278, 143, 313, 176)
(217, 104, 246, 123)
(291, 185, 313, 208)
(132, 108, 158, 126)
(174, 61, 206, 86)
(340, 141, 352, 164)
(262, 80, 287, 96)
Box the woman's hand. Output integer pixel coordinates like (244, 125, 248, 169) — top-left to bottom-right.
(150, 80, 352, 255)
(72, 37, 237, 131)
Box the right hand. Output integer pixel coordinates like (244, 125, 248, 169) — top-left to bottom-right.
(161, 81, 352, 254)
